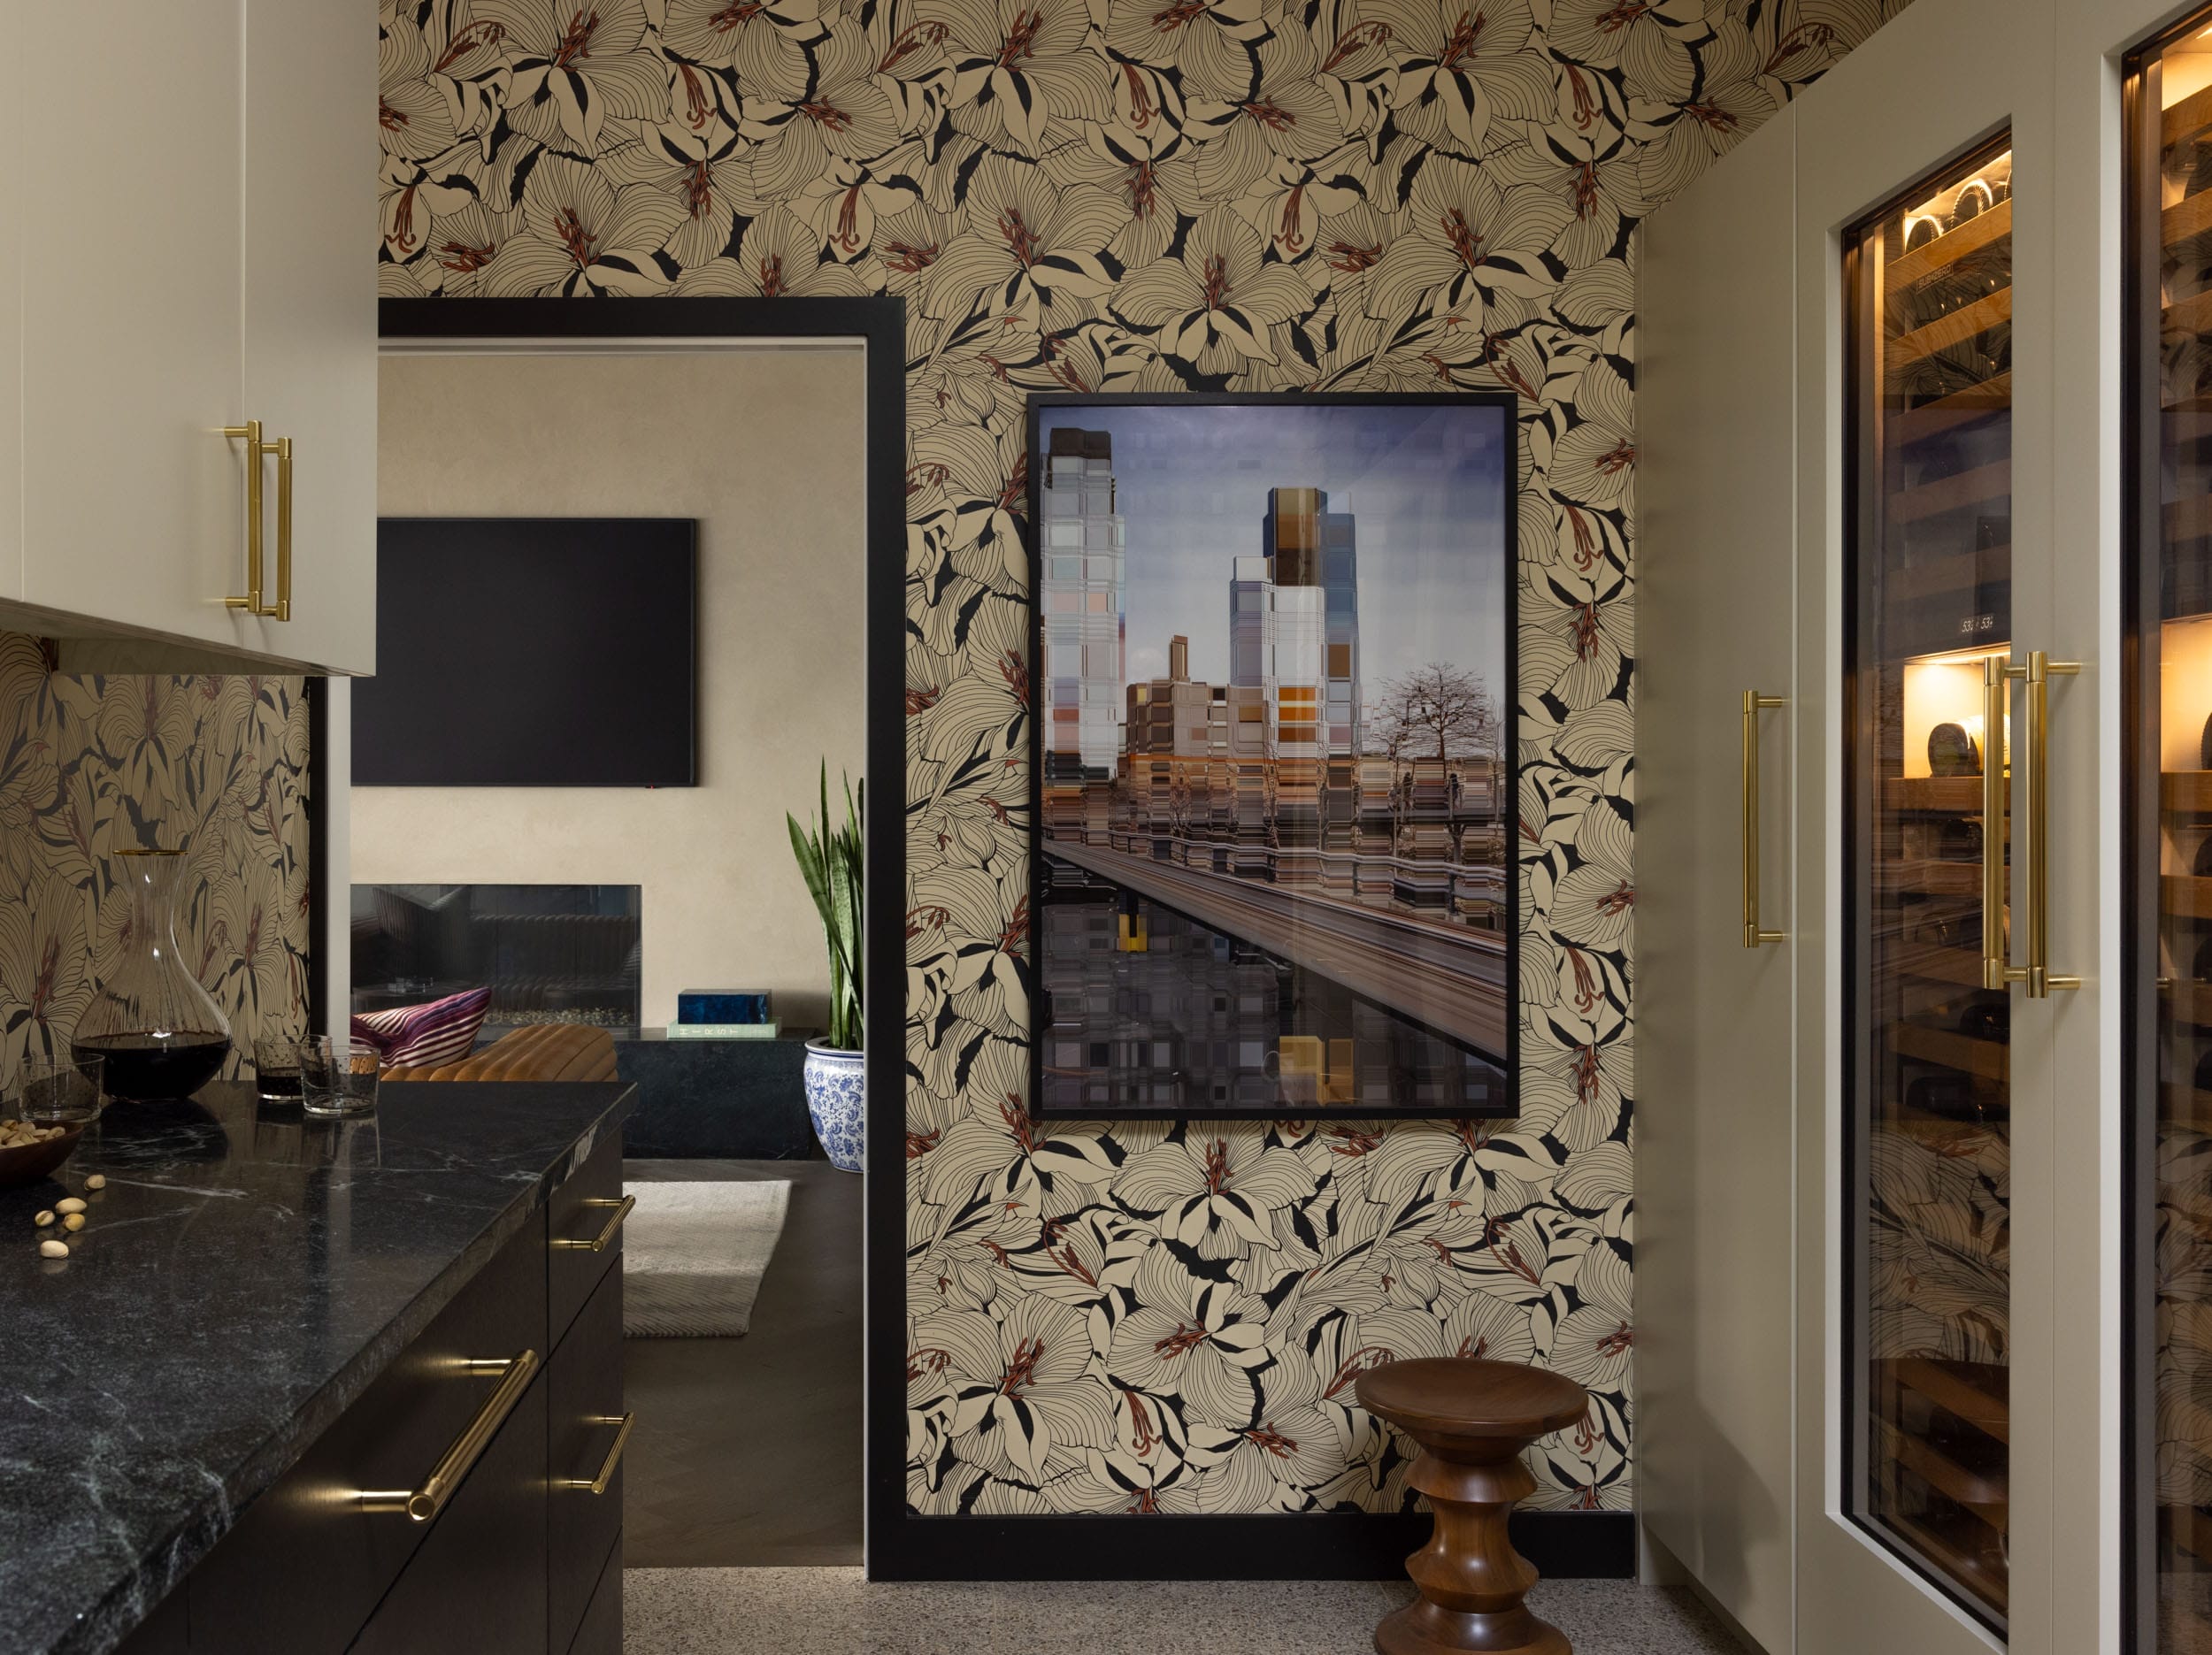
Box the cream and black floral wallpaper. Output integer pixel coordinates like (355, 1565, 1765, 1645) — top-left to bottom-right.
(0, 634, 312, 1091)
(374, 0, 1909, 1513)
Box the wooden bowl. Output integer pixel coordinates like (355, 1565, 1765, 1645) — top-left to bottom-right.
(0, 1122, 87, 1190)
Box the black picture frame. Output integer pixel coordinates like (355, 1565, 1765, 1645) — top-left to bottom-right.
(1024, 391, 1521, 1122)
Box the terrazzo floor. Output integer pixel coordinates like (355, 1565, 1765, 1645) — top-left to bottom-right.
(624, 1567, 1751, 1653)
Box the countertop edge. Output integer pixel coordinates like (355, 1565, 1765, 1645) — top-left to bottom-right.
(54, 1083, 635, 1655)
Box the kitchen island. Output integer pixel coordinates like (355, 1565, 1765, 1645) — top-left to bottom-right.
(0, 1079, 634, 1655)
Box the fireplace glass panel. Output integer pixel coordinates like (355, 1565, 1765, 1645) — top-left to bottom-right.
(350, 884, 642, 1034)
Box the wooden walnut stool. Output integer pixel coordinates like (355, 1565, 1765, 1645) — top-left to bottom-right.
(1356, 1357, 1592, 1655)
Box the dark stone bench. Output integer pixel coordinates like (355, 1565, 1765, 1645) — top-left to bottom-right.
(612, 1031, 820, 1160)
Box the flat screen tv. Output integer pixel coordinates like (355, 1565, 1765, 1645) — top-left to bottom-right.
(354, 518, 696, 786)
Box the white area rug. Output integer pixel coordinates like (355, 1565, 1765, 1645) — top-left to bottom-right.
(622, 1179, 792, 1337)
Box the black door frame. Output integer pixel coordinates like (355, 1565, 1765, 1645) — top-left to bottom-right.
(377, 295, 909, 1572)
(375, 297, 1631, 1582)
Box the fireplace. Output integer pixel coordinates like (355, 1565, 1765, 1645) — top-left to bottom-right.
(350, 884, 642, 1035)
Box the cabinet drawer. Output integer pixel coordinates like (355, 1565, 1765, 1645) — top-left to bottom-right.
(548, 1260, 626, 1651)
(566, 1532, 622, 1655)
(546, 1130, 625, 1345)
(350, 1371, 549, 1655)
(189, 1208, 549, 1654)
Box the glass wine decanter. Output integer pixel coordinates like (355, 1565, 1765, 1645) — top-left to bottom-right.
(73, 847, 234, 1100)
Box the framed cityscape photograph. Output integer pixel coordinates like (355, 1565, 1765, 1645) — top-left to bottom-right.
(1028, 393, 1518, 1120)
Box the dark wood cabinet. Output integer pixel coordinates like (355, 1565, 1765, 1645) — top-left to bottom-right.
(548, 1262, 626, 1651)
(547, 1130, 625, 1345)
(150, 1133, 624, 1653)
(566, 1536, 623, 1655)
(352, 1377, 549, 1655)
(190, 1207, 549, 1655)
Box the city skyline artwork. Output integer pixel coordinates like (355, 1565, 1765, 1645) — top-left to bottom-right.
(1029, 395, 1517, 1121)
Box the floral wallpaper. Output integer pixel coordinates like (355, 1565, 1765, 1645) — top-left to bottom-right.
(0, 634, 312, 1092)
(376, 0, 1909, 1514)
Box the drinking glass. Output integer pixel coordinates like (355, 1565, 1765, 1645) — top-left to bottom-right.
(19, 1053, 104, 1125)
(253, 1034, 303, 1103)
(299, 1037, 380, 1118)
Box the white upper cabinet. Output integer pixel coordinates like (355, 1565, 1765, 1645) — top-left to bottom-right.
(242, 0, 378, 674)
(8, 0, 373, 674)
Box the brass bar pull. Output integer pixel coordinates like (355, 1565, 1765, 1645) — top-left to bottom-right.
(1981, 657, 2027, 991)
(1742, 691, 1786, 947)
(550, 1194, 635, 1253)
(2023, 649, 2080, 998)
(221, 420, 265, 613)
(268, 435, 293, 621)
(358, 1349, 541, 1521)
(559, 1412, 635, 1495)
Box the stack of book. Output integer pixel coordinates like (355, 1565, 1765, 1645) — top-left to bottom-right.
(669, 991, 777, 1038)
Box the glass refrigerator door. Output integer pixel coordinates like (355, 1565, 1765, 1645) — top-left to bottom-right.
(1845, 137, 2017, 1632)
(2130, 15, 2212, 1651)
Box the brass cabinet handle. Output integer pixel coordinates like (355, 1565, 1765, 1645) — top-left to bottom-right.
(550, 1194, 634, 1253)
(1742, 691, 1786, 947)
(358, 1349, 541, 1522)
(221, 421, 266, 615)
(1980, 651, 2079, 998)
(2021, 649, 2080, 998)
(219, 424, 293, 620)
(559, 1412, 635, 1495)
(1980, 656, 2026, 991)
(270, 435, 293, 621)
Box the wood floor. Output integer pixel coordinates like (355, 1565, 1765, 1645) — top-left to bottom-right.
(622, 1158, 863, 1567)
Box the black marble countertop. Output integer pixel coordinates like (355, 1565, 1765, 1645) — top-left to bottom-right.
(0, 1078, 634, 1655)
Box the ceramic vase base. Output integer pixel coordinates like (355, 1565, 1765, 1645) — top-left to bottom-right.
(803, 1042, 865, 1173)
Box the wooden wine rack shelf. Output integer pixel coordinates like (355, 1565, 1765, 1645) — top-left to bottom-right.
(1888, 287, 2015, 372)
(2164, 875, 2212, 919)
(2168, 80, 2212, 152)
(1883, 1357, 2009, 1445)
(2163, 978, 2212, 1030)
(2169, 188, 2212, 251)
(1890, 372, 2012, 448)
(1892, 1022, 2008, 1082)
(2162, 770, 2212, 812)
(1884, 777, 1987, 812)
(1888, 944, 1990, 988)
(2169, 1500, 2212, 1568)
(1876, 1416, 2007, 1526)
(1888, 198, 2014, 288)
(1886, 1509, 2006, 1616)
(1882, 858, 1982, 897)
(2165, 287, 2212, 342)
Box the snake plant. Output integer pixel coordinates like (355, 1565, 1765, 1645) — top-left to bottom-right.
(788, 763, 864, 1051)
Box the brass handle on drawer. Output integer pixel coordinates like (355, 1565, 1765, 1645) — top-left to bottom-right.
(221, 420, 266, 614)
(1742, 691, 1786, 946)
(269, 435, 293, 621)
(2021, 649, 2079, 998)
(550, 1194, 634, 1253)
(358, 1349, 541, 1521)
(559, 1412, 635, 1495)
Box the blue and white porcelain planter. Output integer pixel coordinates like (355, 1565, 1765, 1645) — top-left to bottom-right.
(803, 1041, 864, 1173)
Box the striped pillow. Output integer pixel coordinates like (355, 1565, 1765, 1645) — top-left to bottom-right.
(351, 987, 492, 1069)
